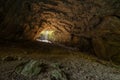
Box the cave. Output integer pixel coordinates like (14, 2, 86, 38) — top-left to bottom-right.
(0, 0, 120, 80)
(36, 28, 55, 43)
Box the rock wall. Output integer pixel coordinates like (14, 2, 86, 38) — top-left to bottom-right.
(0, 0, 120, 60)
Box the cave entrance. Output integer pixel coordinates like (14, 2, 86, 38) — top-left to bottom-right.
(36, 29, 55, 43)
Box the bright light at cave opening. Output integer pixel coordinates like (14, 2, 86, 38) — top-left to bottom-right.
(36, 30, 54, 43)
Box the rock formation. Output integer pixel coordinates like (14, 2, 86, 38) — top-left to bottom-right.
(0, 0, 120, 60)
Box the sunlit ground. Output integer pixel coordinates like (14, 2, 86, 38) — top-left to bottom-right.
(36, 39, 52, 43)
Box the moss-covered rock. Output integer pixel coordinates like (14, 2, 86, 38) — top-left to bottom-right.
(51, 70, 67, 80)
(15, 60, 68, 79)
(16, 60, 42, 77)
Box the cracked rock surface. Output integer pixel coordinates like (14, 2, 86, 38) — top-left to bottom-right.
(0, 56, 120, 80)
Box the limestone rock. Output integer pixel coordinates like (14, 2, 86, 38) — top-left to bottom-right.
(16, 60, 42, 77)
(15, 60, 68, 80)
(2, 56, 18, 61)
(0, 0, 120, 61)
(92, 17, 120, 60)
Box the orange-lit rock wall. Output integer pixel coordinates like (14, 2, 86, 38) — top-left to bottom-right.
(0, 0, 120, 60)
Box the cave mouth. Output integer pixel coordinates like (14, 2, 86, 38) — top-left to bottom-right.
(36, 28, 55, 43)
(35, 24, 71, 44)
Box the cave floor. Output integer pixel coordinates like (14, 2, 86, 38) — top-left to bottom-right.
(0, 41, 120, 80)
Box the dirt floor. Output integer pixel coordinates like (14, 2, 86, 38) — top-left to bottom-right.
(0, 41, 120, 80)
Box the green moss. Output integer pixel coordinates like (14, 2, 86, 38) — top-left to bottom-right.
(16, 60, 42, 77)
(51, 70, 67, 80)
(51, 63, 60, 68)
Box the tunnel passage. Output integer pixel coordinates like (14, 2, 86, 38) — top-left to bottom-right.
(36, 29, 54, 43)
(34, 24, 71, 43)
(0, 0, 120, 61)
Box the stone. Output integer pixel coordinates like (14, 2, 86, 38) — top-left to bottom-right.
(91, 17, 120, 60)
(15, 60, 68, 80)
(2, 56, 17, 61)
(51, 70, 67, 80)
(16, 60, 42, 77)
